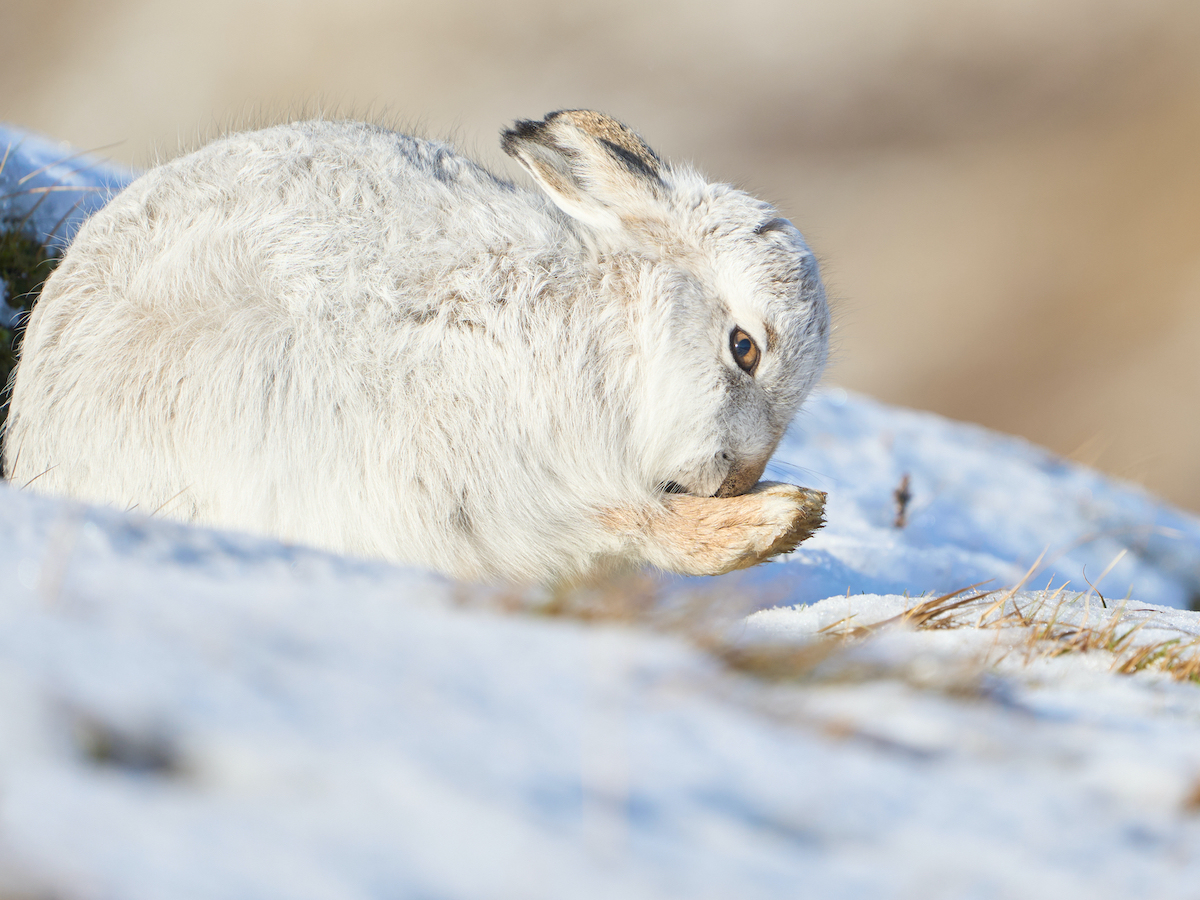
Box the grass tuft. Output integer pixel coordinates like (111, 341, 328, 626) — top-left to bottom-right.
(502, 576, 1200, 692)
(0, 224, 58, 439)
(0, 146, 62, 438)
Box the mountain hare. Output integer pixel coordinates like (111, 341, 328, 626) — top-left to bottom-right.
(5, 111, 829, 584)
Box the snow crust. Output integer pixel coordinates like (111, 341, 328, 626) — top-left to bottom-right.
(761, 388, 1200, 611)
(3, 124, 1200, 899)
(4, 487, 1200, 900)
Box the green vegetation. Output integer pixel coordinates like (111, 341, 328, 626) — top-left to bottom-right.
(0, 222, 58, 430)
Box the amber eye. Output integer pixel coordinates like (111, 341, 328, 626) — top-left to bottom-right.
(729, 327, 761, 375)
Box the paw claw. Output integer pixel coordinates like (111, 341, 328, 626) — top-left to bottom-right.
(731, 482, 826, 570)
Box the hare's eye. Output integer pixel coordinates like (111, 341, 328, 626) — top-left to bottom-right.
(729, 327, 760, 376)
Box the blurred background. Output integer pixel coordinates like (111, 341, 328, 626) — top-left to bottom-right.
(4, 0, 1199, 511)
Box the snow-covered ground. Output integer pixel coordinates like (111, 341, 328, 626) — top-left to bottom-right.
(761, 388, 1200, 611)
(3, 124, 1200, 899)
(0, 125, 131, 247)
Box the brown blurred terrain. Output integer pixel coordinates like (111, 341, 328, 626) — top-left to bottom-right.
(4, 0, 1200, 510)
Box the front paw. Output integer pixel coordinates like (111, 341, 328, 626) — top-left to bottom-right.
(605, 482, 827, 577)
(742, 482, 827, 563)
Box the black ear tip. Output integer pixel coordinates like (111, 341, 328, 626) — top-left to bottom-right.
(500, 118, 548, 156)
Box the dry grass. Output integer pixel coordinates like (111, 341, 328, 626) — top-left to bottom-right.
(723, 584, 1200, 687)
(463, 570, 777, 635)
(480, 573, 1200, 691)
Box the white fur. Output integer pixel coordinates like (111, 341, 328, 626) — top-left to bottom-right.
(4, 113, 829, 584)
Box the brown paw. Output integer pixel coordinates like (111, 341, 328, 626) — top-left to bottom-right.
(603, 482, 828, 577)
(733, 482, 827, 568)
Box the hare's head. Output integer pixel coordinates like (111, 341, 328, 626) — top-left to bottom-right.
(503, 111, 829, 498)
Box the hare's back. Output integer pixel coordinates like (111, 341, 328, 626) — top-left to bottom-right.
(7, 120, 547, 494)
(60, 122, 528, 322)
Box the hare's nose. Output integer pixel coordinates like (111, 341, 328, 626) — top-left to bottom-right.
(714, 453, 770, 498)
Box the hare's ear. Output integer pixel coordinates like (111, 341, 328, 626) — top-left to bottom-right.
(501, 110, 668, 235)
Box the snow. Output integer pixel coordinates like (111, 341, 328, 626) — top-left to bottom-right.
(2, 124, 1200, 899)
(0, 124, 133, 248)
(0, 123, 133, 317)
(760, 387, 1200, 611)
